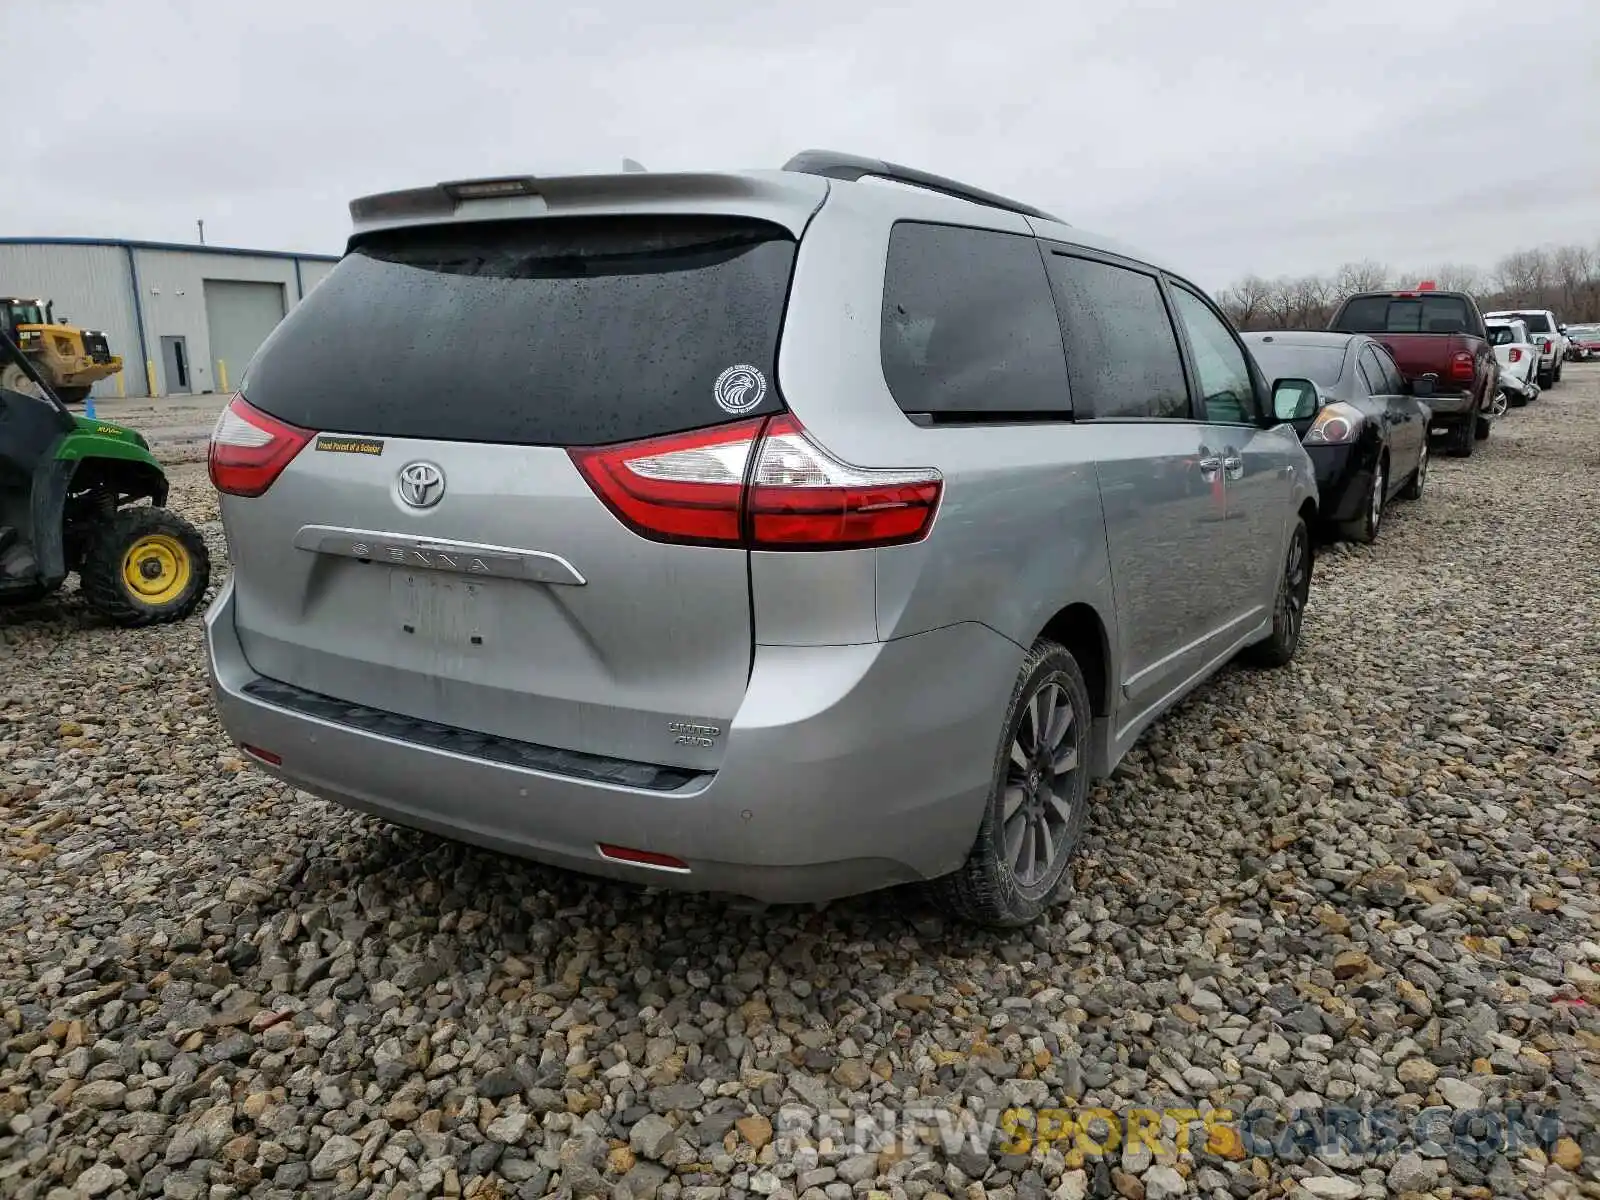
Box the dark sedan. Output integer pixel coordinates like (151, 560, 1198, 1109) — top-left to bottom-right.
(1244, 331, 1431, 544)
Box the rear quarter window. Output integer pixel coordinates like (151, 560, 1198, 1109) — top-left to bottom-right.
(879, 222, 1070, 419)
(240, 215, 797, 446)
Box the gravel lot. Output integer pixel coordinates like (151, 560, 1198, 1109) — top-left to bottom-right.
(3, 370, 1598, 1200)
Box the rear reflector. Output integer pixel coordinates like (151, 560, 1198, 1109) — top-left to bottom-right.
(242, 744, 282, 766)
(209, 394, 314, 498)
(570, 413, 942, 551)
(598, 844, 690, 871)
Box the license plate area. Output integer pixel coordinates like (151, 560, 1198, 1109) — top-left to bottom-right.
(390, 570, 496, 648)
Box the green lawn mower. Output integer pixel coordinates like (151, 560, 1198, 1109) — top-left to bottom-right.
(0, 328, 210, 625)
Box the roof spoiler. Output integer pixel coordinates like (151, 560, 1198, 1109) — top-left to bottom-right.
(346, 170, 830, 238)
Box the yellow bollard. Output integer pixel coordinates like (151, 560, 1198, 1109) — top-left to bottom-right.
(115, 371, 125, 399)
(217, 360, 228, 394)
(146, 359, 157, 397)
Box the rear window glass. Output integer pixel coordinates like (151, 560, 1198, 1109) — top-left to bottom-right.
(880, 222, 1070, 418)
(1248, 343, 1346, 387)
(1335, 294, 1473, 334)
(240, 215, 796, 446)
(1497, 311, 1552, 333)
(1487, 325, 1518, 345)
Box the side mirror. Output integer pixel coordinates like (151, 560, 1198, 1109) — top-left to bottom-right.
(1271, 378, 1320, 422)
(1411, 375, 1437, 398)
(1558, 324, 1567, 333)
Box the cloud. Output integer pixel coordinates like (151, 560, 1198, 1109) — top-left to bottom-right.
(5, 0, 1597, 291)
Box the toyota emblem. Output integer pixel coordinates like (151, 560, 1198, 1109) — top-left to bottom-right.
(397, 461, 446, 509)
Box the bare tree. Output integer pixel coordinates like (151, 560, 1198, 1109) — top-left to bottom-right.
(1494, 248, 1552, 300)
(1218, 239, 1600, 326)
(1266, 277, 1298, 327)
(1334, 260, 1389, 295)
(1552, 244, 1596, 314)
(1216, 274, 1274, 329)
(1290, 274, 1335, 329)
(1427, 263, 1485, 293)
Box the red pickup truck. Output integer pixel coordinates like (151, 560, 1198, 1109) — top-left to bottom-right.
(1327, 285, 1497, 457)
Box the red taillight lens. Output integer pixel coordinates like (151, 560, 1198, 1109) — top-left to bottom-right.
(746, 415, 942, 549)
(1449, 352, 1475, 382)
(568, 418, 762, 547)
(208, 394, 313, 498)
(569, 414, 943, 551)
(1508, 348, 1522, 363)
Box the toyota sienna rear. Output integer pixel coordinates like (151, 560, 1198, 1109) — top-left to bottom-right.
(205, 153, 1318, 925)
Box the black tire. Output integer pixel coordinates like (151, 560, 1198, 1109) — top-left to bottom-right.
(1447, 418, 1475, 458)
(1338, 456, 1386, 544)
(928, 639, 1093, 928)
(0, 582, 55, 607)
(1509, 390, 1528, 408)
(1241, 516, 1311, 669)
(1474, 415, 1491, 441)
(1537, 370, 1553, 388)
(1398, 438, 1428, 501)
(78, 506, 212, 627)
(1553, 361, 1563, 385)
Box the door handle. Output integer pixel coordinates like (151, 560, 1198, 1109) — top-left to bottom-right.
(1222, 450, 1244, 480)
(1197, 453, 1222, 481)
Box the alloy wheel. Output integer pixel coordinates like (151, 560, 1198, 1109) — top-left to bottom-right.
(1277, 526, 1309, 646)
(1001, 679, 1082, 889)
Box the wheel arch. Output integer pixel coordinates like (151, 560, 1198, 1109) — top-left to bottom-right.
(68, 456, 169, 507)
(1034, 601, 1114, 740)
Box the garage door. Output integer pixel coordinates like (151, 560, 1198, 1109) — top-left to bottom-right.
(203, 279, 287, 393)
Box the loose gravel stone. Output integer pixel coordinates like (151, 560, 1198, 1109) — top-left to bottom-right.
(3, 386, 1600, 1199)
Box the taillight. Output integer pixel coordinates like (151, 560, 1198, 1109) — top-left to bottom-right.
(1509, 348, 1522, 363)
(568, 418, 761, 547)
(1449, 352, 1475, 382)
(208, 394, 314, 498)
(569, 414, 943, 551)
(746, 415, 942, 549)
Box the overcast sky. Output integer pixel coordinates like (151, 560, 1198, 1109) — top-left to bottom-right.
(7, 0, 1598, 290)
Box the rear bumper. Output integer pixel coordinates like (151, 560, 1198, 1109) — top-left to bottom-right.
(203, 578, 1020, 904)
(1419, 389, 1475, 419)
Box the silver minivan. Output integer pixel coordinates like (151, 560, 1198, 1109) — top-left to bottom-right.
(205, 151, 1319, 925)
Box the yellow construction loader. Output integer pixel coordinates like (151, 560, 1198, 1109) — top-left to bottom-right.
(0, 297, 122, 405)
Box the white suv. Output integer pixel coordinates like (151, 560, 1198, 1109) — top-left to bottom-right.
(1485, 309, 1568, 388)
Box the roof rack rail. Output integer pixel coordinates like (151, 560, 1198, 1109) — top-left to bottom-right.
(781, 149, 1066, 225)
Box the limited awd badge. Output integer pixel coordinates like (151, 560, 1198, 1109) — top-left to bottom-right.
(397, 461, 446, 509)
